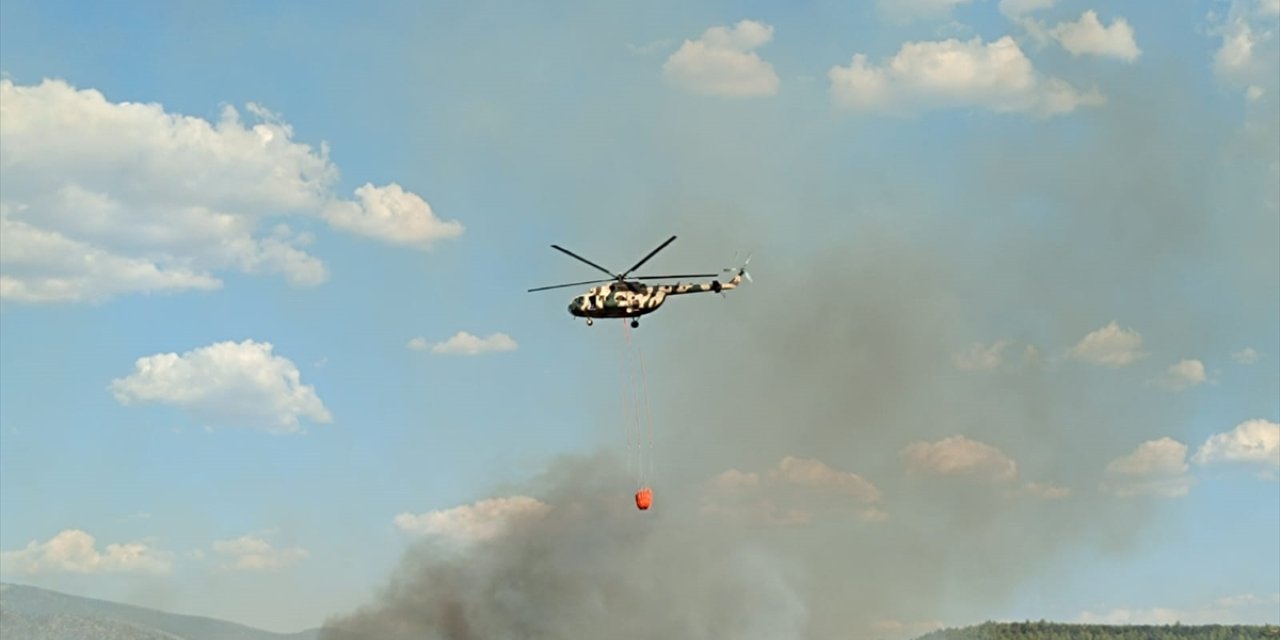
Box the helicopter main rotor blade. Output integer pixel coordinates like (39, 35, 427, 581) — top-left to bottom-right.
(550, 245, 617, 279)
(619, 235, 677, 280)
(630, 273, 718, 280)
(527, 278, 614, 293)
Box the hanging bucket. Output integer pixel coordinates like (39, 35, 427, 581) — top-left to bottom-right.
(635, 487, 653, 511)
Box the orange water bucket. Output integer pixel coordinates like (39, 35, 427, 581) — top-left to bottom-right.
(635, 487, 653, 511)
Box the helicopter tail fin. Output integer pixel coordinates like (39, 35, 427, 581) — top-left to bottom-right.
(720, 254, 752, 293)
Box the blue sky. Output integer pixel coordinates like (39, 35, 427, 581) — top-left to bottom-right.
(1, 0, 1277, 635)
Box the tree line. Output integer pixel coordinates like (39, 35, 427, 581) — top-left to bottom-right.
(914, 621, 1280, 640)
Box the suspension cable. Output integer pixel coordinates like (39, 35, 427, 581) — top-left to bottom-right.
(614, 318, 636, 483)
(622, 320, 643, 486)
(617, 319, 656, 489)
(635, 331, 655, 484)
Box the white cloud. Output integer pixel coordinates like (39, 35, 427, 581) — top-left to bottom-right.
(0, 529, 172, 575)
(829, 36, 1104, 117)
(900, 435, 1019, 483)
(767, 456, 883, 503)
(1102, 437, 1193, 498)
(0, 78, 461, 303)
(322, 183, 463, 249)
(707, 457, 883, 505)
(705, 456, 884, 525)
(663, 20, 780, 97)
(1232, 347, 1260, 364)
(953, 339, 1012, 371)
(1024, 344, 1042, 364)
(1215, 592, 1280, 607)
(1079, 592, 1280, 624)
(1153, 359, 1208, 391)
(394, 496, 550, 543)
(998, 0, 1055, 18)
(410, 331, 518, 356)
(1107, 438, 1189, 475)
(1215, 19, 1257, 76)
(1210, 1, 1280, 98)
(1079, 607, 1214, 624)
(109, 339, 332, 433)
(1067, 321, 1146, 367)
(0, 207, 225, 303)
(211, 535, 308, 571)
(709, 468, 762, 490)
(1193, 419, 1280, 468)
(1017, 482, 1071, 499)
(1048, 11, 1141, 61)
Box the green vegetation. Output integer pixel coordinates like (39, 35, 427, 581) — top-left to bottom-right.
(916, 621, 1280, 640)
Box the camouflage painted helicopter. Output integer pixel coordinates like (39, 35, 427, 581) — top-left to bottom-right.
(528, 235, 750, 328)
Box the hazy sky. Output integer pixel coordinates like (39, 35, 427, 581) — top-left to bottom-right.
(1, 0, 1277, 636)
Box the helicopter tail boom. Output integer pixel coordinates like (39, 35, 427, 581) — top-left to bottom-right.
(659, 268, 746, 297)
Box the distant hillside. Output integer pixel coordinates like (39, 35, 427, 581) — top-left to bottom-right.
(5, 588, 1276, 640)
(0, 583, 318, 640)
(915, 621, 1280, 640)
(1, 609, 183, 640)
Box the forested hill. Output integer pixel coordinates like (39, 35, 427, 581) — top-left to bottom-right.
(915, 622, 1280, 640)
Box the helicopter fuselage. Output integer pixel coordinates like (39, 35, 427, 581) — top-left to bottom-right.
(569, 282, 668, 319)
(568, 272, 743, 320)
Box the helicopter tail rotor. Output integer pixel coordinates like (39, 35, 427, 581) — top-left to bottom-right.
(718, 254, 752, 297)
(722, 254, 752, 284)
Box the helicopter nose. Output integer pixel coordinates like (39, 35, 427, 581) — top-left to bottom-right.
(568, 298, 581, 314)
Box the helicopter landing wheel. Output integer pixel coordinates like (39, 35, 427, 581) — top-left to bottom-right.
(586, 317, 594, 326)
(630, 319, 639, 329)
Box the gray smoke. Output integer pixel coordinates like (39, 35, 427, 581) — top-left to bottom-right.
(319, 238, 1169, 639)
(322, 20, 1278, 640)
(321, 453, 809, 640)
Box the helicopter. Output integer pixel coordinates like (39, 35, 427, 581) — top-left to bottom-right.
(528, 235, 750, 328)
